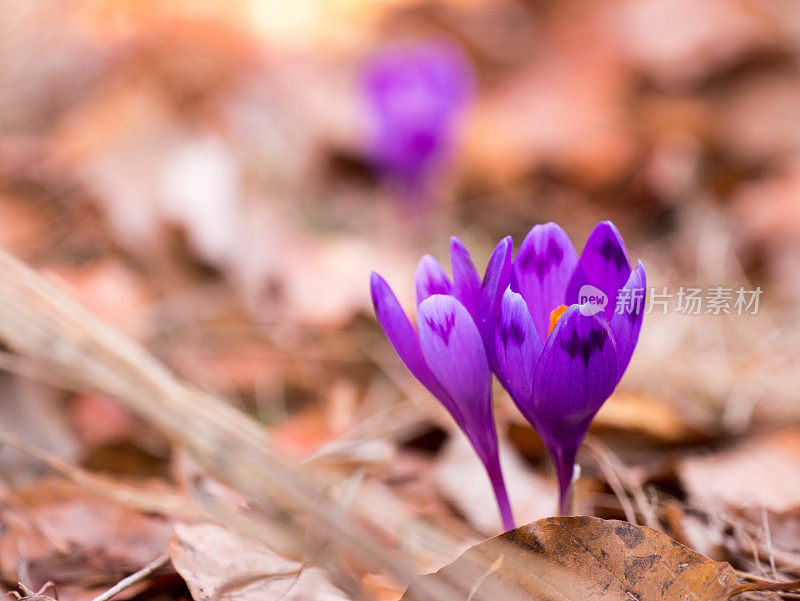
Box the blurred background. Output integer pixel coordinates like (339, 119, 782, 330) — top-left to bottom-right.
(2, 0, 800, 595)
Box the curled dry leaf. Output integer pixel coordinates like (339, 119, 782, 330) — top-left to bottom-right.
(0, 374, 80, 486)
(41, 259, 152, 329)
(730, 160, 800, 297)
(727, 506, 800, 571)
(602, 0, 779, 88)
(169, 522, 351, 601)
(71, 394, 138, 448)
(467, 40, 634, 188)
(592, 391, 707, 445)
(678, 428, 800, 512)
(401, 516, 740, 601)
(715, 71, 800, 165)
(660, 501, 727, 561)
(0, 478, 172, 592)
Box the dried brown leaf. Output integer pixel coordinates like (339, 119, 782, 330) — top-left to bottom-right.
(592, 391, 706, 445)
(402, 516, 740, 601)
(0, 478, 172, 591)
(679, 429, 800, 512)
(603, 0, 779, 88)
(169, 522, 350, 601)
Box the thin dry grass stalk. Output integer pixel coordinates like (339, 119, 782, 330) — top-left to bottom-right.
(0, 247, 524, 601)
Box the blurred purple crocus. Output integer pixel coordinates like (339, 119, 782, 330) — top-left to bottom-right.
(370, 236, 515, 530)
(493, 221, 646, 515)
(363, 41, 474, 204)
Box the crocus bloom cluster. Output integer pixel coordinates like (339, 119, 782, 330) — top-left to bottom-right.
(370, 237, 515, 530)
(494, 221, 646, 514)
(370, 221, 644, 527)
(362, 41, 473, 204)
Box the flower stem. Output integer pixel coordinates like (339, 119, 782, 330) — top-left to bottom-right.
(552, 445, 579, 516)
(486, 455, 515, 531)
(558, 483, 574, 516)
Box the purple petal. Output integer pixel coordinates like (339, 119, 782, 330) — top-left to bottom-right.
(477, 236, 513, 358)
(414, 255, 452, 307)
(481, 236, 513, 315)
(513, 223, 579, 343)
(533, 305, 619, 512)
(450, 236, 482, 319)
(494, 288, 542, 423)
(609, 260, 646, 379)
(362, 42, 474, 198)
(364, 41, 473, 122)
(533, 305, 619, 422)
(417, 293, 514, 530)
(370, 272, 452, 405)
(565, 221, 632, 320)
(417, 295, 492, 435)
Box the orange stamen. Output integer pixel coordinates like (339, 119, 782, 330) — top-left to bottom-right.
(549, 305, 568, 336)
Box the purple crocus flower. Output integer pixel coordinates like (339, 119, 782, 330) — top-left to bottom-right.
(370, 236, 515, 530)
(493, 221, 646, 515)
(363, 41, 474, 204)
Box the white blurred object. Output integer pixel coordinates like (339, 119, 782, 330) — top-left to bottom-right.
(158, 135, 242, 267)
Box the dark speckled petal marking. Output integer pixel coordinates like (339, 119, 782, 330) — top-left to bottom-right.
(424, 272, 450, 296)
(425, 311, 456, 345)
(518, 236, 565, 280)
(532, 304, 621, 513)
(499, 318, 526, 348)
(493, 288, 542, 425)
(599, 236, 630, 272)
(414, 255, 453, 307)
(512, 223, 579, 343)
(565, 221, 632, 320)
(560, 324, 608, 365)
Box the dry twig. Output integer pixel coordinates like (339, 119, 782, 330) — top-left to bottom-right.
(90, 555, 170, 601)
